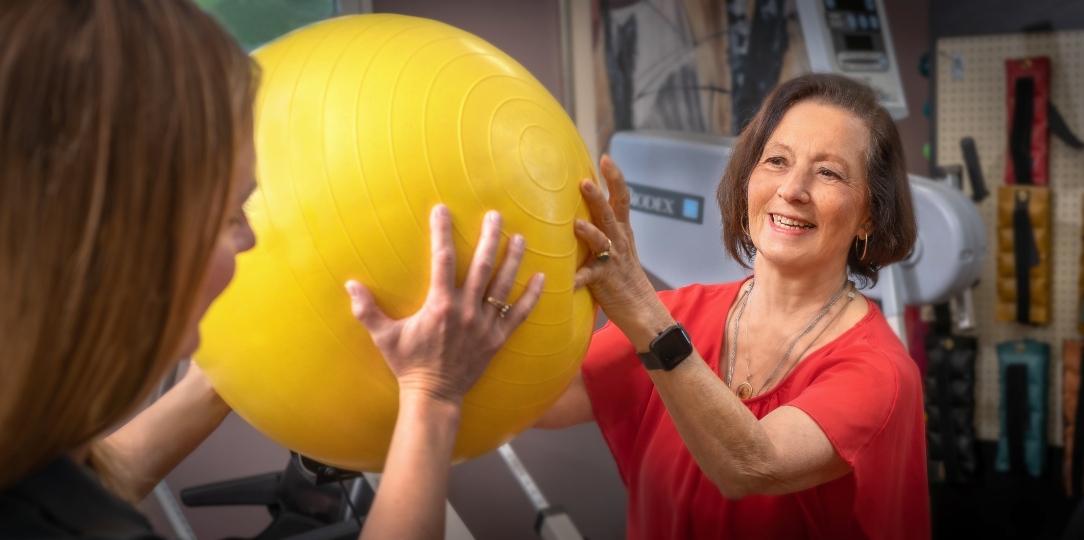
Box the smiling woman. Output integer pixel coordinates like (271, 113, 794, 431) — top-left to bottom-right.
(745, 101, 873, 283)
(536, 72, 927, 539)
(720, 72, 917, 287)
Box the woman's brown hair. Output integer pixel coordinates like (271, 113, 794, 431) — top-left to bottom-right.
(0, 0, 255, 496)
(716, 72, 916, 286)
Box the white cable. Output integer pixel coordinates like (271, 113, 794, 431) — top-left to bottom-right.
(153, 481, 197, 540)
(150, 362, 197, 540)
(497, 444, 549, 511)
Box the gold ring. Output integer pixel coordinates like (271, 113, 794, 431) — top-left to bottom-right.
(486, 296, 512, 318)
(595, 239, 613, 262)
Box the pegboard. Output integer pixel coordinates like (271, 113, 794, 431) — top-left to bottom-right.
(936, 31, 1084, 445)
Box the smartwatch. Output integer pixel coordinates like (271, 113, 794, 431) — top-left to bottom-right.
(636, 323, 693, 371)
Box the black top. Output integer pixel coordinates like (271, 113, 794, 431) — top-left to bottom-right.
(0, 456, 164, 539)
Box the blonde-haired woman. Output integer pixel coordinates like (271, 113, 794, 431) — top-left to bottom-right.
(0, 1, 542, 538)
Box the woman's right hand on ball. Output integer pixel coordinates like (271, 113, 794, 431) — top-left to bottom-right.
(345, 204, 544, 405)
(573, 156, 659, 333)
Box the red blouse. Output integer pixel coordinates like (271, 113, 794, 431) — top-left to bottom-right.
(582, 281, 930, 539)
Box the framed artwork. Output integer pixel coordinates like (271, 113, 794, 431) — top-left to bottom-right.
(588, 0, 810, 153)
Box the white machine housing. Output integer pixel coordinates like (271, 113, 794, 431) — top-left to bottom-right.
(796, 0, 909, 119)
(609, 131, 986, 343)
(611, 130, 748, 289)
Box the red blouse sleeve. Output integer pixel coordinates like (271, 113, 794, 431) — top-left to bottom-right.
(580, 317, 652, 483)
(786, 319, 928, 538)
(786, 334, 901, 467)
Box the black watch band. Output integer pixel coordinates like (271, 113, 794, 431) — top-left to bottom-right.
(636, 323, 693, 371)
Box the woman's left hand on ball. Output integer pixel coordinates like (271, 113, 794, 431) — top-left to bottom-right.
(574, 155, 658, 331)
(346, 205, 545, 405)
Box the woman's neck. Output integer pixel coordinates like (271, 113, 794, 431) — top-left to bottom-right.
(749, 256, 850, 317)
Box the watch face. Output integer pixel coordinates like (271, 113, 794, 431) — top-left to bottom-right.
(653, 324, 694, 370)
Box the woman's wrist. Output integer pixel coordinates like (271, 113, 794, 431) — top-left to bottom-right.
(397, 387, 463, 429)
(628, 315, 679, 352)
(610, 292, 677, 352)
(178, 366, 231, 419)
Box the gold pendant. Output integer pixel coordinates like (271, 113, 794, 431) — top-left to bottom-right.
(735, 381, 753, 399)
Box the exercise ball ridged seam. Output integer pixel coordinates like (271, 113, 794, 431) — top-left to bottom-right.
(194, 14, 599, 472)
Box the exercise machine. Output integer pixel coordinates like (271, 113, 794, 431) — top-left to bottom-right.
(609, 130, 987, 347)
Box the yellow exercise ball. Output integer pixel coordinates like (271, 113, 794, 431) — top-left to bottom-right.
(194, 14, 598, 472)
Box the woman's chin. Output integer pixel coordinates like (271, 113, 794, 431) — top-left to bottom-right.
(755, 244, 804, 265)
(756, 249, 830, 275)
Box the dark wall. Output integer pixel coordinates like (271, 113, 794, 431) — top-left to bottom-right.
(884, 0, 932, 176)
(932, 0, 1084, 38)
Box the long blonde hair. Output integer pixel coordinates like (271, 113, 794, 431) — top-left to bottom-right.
(0, 0, 256, 495)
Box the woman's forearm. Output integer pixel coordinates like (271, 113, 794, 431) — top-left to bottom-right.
(360, 390, 461, 540)
(649, 353, 777, 497)
(568, 156, 775, 494)
(102, 365, 231, 499)
(621, 301, 778, 498)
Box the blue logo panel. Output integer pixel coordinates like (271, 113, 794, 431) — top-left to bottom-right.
(626, 182, 705, 224)
(682, 199, 701, 221)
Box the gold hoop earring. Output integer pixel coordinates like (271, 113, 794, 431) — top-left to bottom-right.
(741, 220, 750, 238)
(856, 233, 869, 261)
